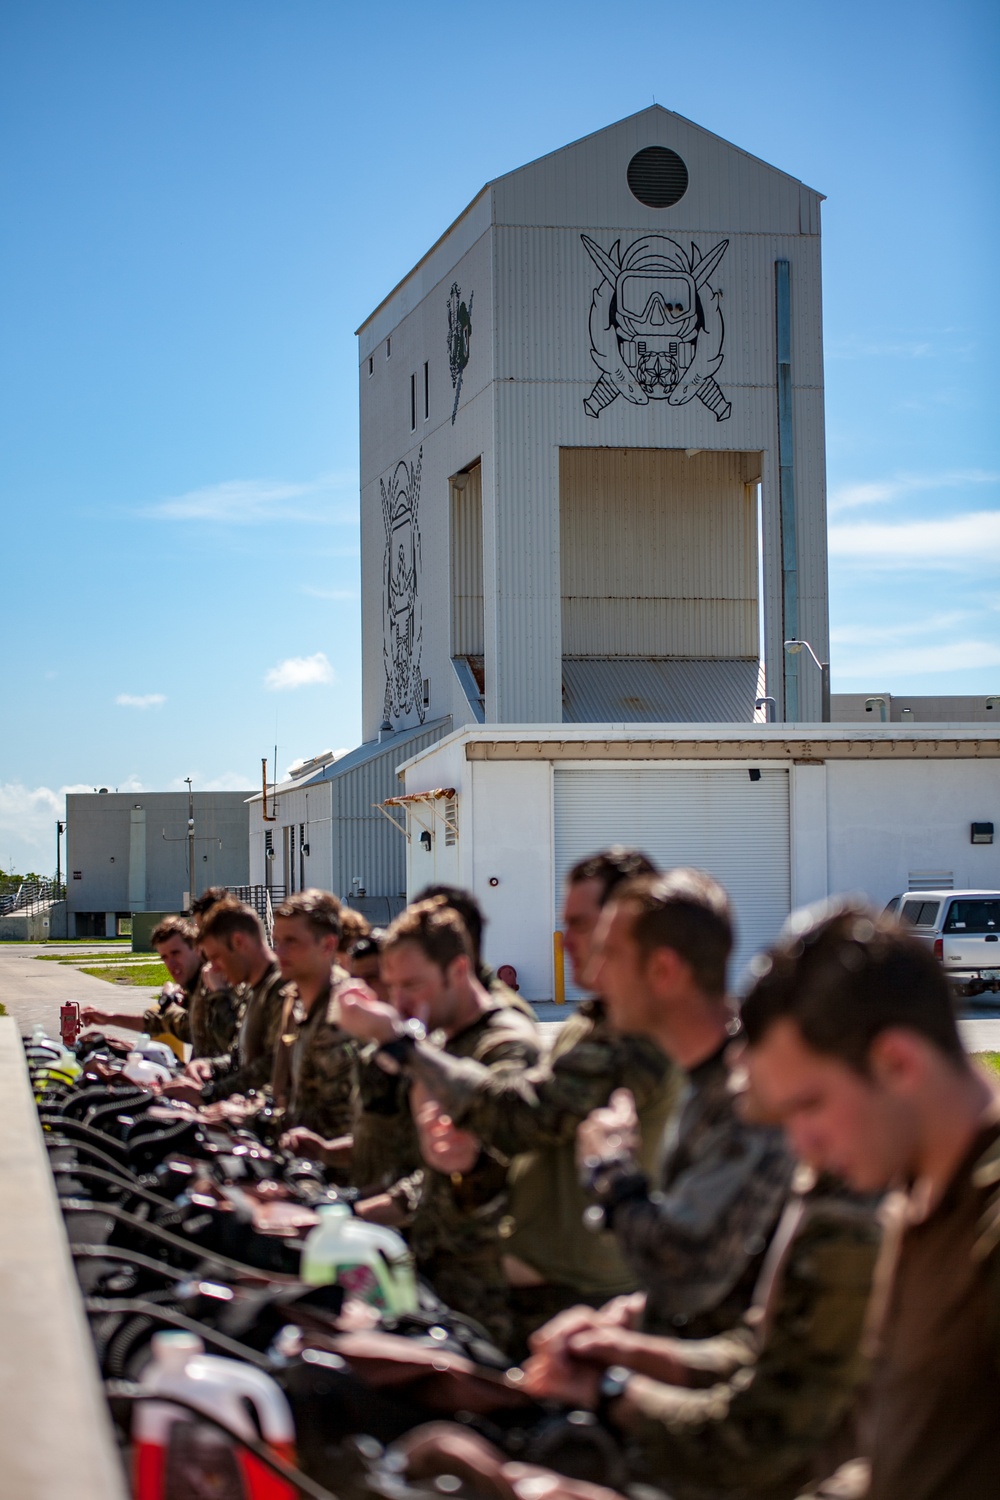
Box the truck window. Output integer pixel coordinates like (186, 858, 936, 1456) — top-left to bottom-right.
(943, 900, 1000, 934)
(901, 900, 940, 928)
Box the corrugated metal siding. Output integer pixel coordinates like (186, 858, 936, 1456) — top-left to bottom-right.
(329, 721, 450, 899)
(451, 462, 484, 654)
(560, 448, 758, 657)
(553, 765, 790, 991)
(562, 657, 759, 723)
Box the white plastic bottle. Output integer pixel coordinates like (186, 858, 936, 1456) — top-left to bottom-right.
(300, 1202, 419, 1313)
(122, 1048, 174, 1089)
(133, 1033, 178, 1072)
(134, 1330, 297, 1500)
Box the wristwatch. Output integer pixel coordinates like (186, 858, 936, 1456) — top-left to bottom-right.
(377, 1016, 427, 1067)
(596, 1365, 632, 1428)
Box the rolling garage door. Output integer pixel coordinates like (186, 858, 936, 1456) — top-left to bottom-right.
(554, 766, 790, 997)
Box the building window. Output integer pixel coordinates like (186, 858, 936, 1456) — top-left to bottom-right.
(368, 355, 373, 376)
(423, 361, 429, 420)
(386, 336, 391, 359)
(410, 372, 416, 431)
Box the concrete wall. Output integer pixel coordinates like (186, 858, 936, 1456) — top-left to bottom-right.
(66, 791, 252, 920)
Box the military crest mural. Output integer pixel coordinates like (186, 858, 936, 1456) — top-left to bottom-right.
(581, 233, 731, 421)
(381, 449, 425, 726)
(446, 282, 473, 424)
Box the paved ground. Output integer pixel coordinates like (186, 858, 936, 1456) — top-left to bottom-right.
(1, 942, 998, 1053)
(0, 943, 158, 1039)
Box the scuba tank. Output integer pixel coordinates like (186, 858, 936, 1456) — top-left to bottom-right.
(133, 1330, 297, 1500)
(300, 1203, 419, 1314)
(27, 1023, 82, 1095)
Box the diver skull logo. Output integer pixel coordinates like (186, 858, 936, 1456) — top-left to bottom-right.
(381, 450, 424, 727)
(581, 233, 731, 421)
(446, 283, 473, 425)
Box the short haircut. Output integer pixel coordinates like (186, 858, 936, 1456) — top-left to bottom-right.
(350, 932, 384, 962)
(191, 886, 230, 919)
(741, 900, 965, 1072)
(198, 898, 264, 946)
(273, 888, 342, 942)
(339, 908, 372, 948)
(384, 897, 473, 972)
(151, 915, 198, 948)
(414, 884, 485, 965)
(567, 848, 659, 907)
(614, 869, 733, 997)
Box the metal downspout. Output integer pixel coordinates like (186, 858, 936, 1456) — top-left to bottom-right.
(775, 260, 798, 721)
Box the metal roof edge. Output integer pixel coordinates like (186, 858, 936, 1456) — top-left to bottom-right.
(355, 188, 492, 334)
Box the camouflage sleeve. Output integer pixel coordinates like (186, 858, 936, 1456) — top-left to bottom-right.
(206, 993, 284, 1102)
(407, 1032, 661, 1157)
(142, 997, 191, 1043)
(595, 1122, 793, 1315)
(286, 1017, 358, 1140)
(622, 1203, 879, 1494)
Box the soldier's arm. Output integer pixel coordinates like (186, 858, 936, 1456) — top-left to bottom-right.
(588, 1119, 793, 1296)
(406, 1033, 657, 1157)
(203, 991, 285, 1102)
(145, 997, 191, 1043)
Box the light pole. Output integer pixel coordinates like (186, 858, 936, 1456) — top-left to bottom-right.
(56, 820, 65, 890)
(184, 777, 195, 912)
(784, 639, 831, 722)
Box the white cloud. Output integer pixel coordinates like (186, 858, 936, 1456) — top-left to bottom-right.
(0, 782, 91, 872)
(828, 469, 1000, 514)
(142, 471, 358, 526)
(115, 693, 166, 709)
(835, 640, 1000, 677)
(830, 611, 975, 647)
(166, 772, 256, 793)
(264, 652, 336, 691)
(828, 510, 1000, 565)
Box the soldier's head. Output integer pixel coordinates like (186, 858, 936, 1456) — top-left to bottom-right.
(592, 869, 733, 1039)
(197, 899, 269, 987)
(190, 886, 230, 921)
(272, 889, 342, 985)
(414, 884, 487, 976)
(741, 901, 971, 1193)
(381, 897, 476, 1033)
(347, 931, 387, 1001)
(151, 915, 201, 988)
(563, 848, 658, 991)
(337, 907, 372, 966)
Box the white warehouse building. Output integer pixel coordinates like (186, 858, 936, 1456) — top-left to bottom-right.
(251, 107, 999, 989)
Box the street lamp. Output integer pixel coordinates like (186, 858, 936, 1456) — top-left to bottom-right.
(184, 777, 195, 912)
(784, 640, 831, 722)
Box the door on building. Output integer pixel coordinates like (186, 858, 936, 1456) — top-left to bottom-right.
(282, 824, 296, 895)
(553, 766, 790, 998)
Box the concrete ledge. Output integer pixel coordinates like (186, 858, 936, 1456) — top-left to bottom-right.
(0, 1017, 129, 1499)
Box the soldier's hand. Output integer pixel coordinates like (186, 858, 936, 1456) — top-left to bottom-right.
(503, 1463, 624, 1500)
(528, 1304, 606, 1358)
(184, 1057, 215, 1083)
(200, 961, 228, 993)
(575, 1089, 639, 1170)
(80, 1007, 110, 1026)
(596, 1291, 645, 1330)
(280, 1126, 331, 1159)
(337, 983, 400, 1044)
(158, 1078, 205, 1106)
(414, 1096, 481, 1174)
(520, 1349, 601, 1409)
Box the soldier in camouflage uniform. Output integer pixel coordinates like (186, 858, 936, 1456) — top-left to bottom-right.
(175, 898, 286, 1102)
(79, 913, 237, 1057)
(404, 853, 680, 1354)
(265, 890, 359, 1153)
(563, 870, 794, 1343)
(520, 1167, 881, 1500)
(338, 898, 540, 1350)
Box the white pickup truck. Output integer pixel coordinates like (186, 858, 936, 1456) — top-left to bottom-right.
(886, 889, 1000, 996)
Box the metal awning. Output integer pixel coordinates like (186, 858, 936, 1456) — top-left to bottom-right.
(375, 787, 458, 843)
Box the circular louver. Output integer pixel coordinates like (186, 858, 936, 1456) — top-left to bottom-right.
(627, 146, 688, 208)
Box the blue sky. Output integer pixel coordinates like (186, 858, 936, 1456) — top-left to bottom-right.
(1, 0, 997, 874)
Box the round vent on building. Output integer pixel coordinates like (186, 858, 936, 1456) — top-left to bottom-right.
(626, 146, 688, 208)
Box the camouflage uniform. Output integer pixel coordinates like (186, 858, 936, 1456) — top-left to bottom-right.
(615, 1171, 882, 1500)
(200, 962, 286, 1102)
(142, 968, 199, 1046)
(590, 1040, 795, 1338)
(271, 966, 358, 1146)
(187, 971, 239, 1059)
(357, 1002, 540, 1350)
(404, 998, 681, 1345)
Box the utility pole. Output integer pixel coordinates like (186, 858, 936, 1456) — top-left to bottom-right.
(184, 777, 195, 912)
(56, 820, 65, 890)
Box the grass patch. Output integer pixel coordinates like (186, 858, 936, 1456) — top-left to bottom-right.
(977, 1052, 1000, 1076)
(36, 952, 150, 964)
(0, 1002, 6, 1016)
(79, 962, 169, 987)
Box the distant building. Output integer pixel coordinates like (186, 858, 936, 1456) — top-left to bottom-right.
(66, 790, 252, 937)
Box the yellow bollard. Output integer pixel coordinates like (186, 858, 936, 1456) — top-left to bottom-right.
(553, 930, 565, 1004)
